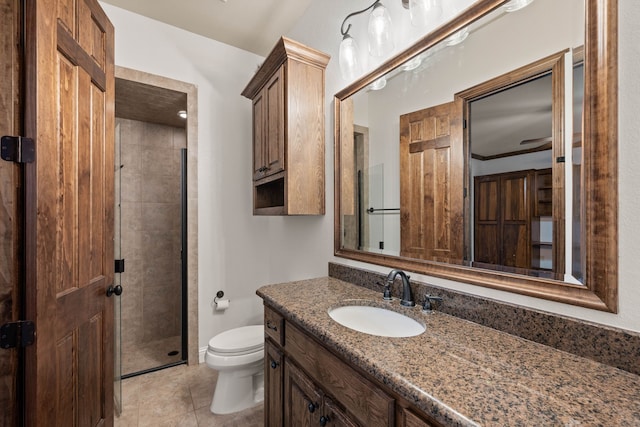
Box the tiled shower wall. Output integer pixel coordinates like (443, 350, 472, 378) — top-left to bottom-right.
(117, 118, 185, 348)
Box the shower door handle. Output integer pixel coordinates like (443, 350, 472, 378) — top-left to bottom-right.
(106, 284, 123, 297)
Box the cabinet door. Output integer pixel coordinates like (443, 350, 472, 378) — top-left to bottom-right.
(285, 360, 322, 427)
(264, 66, 285, 177)
(399, 406, 438, 427)
(324, 396, 360, 427)
(253, 90, 266, 180)
(265, 340, 284, 427)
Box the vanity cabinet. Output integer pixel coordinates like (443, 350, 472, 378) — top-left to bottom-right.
(242, 37, 330, 215)
(285, 360, 358, 427)
(265, 340, 284, 427)
(263, 304, 439, 427)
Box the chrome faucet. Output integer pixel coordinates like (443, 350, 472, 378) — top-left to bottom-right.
(386, 269, 415, 307)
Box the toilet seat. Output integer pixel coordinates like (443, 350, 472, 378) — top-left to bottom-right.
(208, 325, 263, 356)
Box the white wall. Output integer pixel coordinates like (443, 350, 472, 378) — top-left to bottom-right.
(288, 0, 640, 333)
(101, 3, 333, 353)
(102, 0, 640, 346)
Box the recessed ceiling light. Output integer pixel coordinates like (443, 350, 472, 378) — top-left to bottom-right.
(178, 110, 187, 119)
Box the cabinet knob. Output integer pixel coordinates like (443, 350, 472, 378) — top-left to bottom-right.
(308, 402, 316, 413)
(319, 415, 329, 426)
(270, 360, 279, 369)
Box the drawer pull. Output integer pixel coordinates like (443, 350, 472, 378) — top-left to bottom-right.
(308, 402, 317, 413)
(319, 415, 329, 426)
(270, 360, 280, 369)
(266, 321, 278, 331)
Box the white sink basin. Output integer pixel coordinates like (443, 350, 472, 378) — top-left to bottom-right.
(328, 304, 425, 337)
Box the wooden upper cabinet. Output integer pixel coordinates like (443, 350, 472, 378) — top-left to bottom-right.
(242, 37, 330, 215)
(253, 68, 285, 181)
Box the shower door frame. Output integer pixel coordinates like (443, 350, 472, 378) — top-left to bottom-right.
(114, 67, 199, 370)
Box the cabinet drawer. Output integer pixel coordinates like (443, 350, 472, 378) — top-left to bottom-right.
(264, 305, 284, 346)
(286, 322, 394, 427)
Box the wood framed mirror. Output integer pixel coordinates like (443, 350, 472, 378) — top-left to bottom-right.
(334, 0, 617, 312)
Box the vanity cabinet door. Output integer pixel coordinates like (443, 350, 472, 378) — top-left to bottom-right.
(324, 396, 360, 427)
(265, 340, 284, 427)
(399, 406, 439, 427)
(284, 360, 323, 427)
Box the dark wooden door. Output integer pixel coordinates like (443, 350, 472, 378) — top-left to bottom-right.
(0, 0, 21, 424)
(474, 175, 501, 266)
(501, 173, 531, 268)
(474, 171, 532, 270)
(399, 100, 464, 263)
(23, 0, 115, 425)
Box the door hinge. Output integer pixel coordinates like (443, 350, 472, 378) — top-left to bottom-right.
(115, 259, 125, 273)
(556, 156, 565, 163)
(0, 321, 35, 349)
(1, 136, 35, 163)
(463, 119, 467, 129)
(463, 187, 468, 198)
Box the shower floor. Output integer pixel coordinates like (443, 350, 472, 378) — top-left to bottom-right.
(122, 335, 183, 376)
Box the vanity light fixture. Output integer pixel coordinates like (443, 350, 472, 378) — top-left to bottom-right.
(339, 0, 394, 80)
(503, 0, 534, 12)
(177, 110, 187, 119)
(339, 0, 445, 80)
(406, 0, 442, 28)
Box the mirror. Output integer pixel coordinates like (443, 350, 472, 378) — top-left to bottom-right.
(334, 0, 617, 312)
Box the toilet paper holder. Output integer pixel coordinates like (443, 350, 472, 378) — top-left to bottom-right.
(213, 290, 226, 303)
(213, 290, 230, 311)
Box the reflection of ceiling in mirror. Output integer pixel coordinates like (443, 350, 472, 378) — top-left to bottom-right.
(470, 73, 552, 158)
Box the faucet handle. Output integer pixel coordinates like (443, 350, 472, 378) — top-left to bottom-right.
(377, 281, 393, 301)
(422, 295, 443, 313)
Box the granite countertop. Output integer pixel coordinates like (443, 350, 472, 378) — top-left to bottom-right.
(257, 277, 640, 426)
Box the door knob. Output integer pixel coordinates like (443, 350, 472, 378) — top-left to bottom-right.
(106, 284, 123, 297)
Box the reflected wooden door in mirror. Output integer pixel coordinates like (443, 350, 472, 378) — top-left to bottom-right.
(399, 100, 464, 264)
(334, 0, 617, 312)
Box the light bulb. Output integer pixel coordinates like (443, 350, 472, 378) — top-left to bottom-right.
(401, 56, 422, 71)
(339, 33, 361, 81)
(409, 0, 442, 28)
(368, 2, 394, 57)
(369, 76, 387, 91)
(445, 26, 469, 46)
(503, 0, 534, 12)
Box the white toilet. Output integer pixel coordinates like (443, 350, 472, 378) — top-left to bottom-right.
(205, 325, 265, 414)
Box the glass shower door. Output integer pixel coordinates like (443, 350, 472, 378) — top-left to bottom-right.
(113, 122, 122, 416)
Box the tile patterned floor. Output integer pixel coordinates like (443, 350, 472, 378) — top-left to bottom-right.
(115, 363, 264, 427)
(122, 335, 183, 376)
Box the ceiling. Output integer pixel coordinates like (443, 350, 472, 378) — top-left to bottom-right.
(115, 78, 187, 128)
(470, 73, 553, 158)
(101, 0, 312, 56)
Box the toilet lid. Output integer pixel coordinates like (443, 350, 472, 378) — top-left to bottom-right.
(208, 325, 264, 355)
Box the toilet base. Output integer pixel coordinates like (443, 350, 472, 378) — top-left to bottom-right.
(210, 366, 264, 414)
